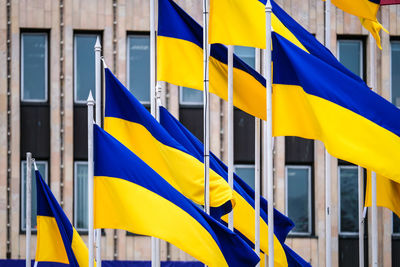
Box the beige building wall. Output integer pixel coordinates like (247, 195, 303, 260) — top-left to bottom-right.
(1, 0, 399, 265)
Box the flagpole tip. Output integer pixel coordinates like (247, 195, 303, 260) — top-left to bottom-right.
(101, 57, 108, 69)
(95, 37, 101, 50)
(87, 91, 95, 105)
(266, 0, 272, 9)
(32, 159, 38, 171)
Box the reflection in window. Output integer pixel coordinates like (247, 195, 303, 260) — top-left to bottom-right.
(21, 161, 48, 231)
(235, 165, 255, 190)
(339, 166, 359, 234)
(74, 162, 88, 230)
(338, 40, 363, 78)
(286, 166, 311, 234)
(21, 33, 48, 102)
(235, 46, 256, 68)
(74, 34, 99, 103)
(391, 42, 400, 107)
(180, 87, 203, 105)
(127, 35, 150, 103)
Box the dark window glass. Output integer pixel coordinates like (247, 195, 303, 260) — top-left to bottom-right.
(74, 34, 98, 102)
(235, 165, 255, 190)
(128, 35, 150, 103)
(74, 162, 88, 230)
(286, 166, 311, 234)
(339, 166, 359, 233)
(338, 40, 363, 78)
(394, 213, 400, 234)
(21, 33, 47, 101)
(391, 42, 400, 107)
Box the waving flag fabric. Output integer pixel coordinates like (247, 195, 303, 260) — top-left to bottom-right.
(272, 31, 400, 183)
(93, 125, 259, 267)
(104, 68, 234, 217)
(159, 106, 311, 267)
(35, 170, 91, 266)
(157, 0, 267, 120)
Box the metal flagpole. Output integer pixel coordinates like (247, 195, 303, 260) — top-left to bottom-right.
(26, 152, 32, 267)
(150, 0, 160, 265)
(358, 166, 365, 267)
(324, 1, 332, 266)
(264, 1, 274, 266)
(227, 45, 234, 230)
(255, 47, 261, 266)
(88, 91, 95, 267)
(203, 0, 210, 215)
(94, 36, 102, 267)
(369, 32, 378, 267)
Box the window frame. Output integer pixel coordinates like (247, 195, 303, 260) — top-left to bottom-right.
(337, 165, 359, 236)
(73, 33, 101, 104)
(179, 86, 204, 106)
(337, 38, 364, 80)
(20, 32, 49, 103)
(126, 33, 151, 105)
(285, 165, 312, 236)
(20, 160, 49, 232)
(74, 161, 89, 232)
(390, 40, 400, 108)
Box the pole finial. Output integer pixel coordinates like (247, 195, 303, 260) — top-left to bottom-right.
(101, 57, 108, 69)
(95, 36, 101, 50)
(266, 0, 272, 10)
(87, 91, 95, 105)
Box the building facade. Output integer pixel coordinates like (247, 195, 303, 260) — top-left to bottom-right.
(0, 0, 400, 266)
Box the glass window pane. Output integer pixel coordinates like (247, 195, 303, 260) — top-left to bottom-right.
(339, 166, 359, 233)
(128, 35, 150, 103)
(391, 42, 400, 107)
(75, 35, 98, 102)
(235, 166, 255, 190)
(235, 46, 256, 68)
(21, 34, 47, 101)
(287, 167, 310, 234)
(75, 162, 88, 230)
(394, 214, 400, 234)
(180, 87, 203, 104)
(21, 161, 48, 231)
(338, 40, 362, 78)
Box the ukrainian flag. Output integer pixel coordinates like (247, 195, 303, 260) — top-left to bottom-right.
(159, 106, 311, 267)
(157, 0, 267, 120)
(93, 125, 260, 267)
(272, 31, 400, 183)
(35, 170, 91, 266)
(331, 0, 380, 21)
(104, 68, 234, 217)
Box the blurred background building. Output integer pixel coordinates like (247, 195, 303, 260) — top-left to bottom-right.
(0, 0, 400, 266)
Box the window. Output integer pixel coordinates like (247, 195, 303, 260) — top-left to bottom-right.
(74, 162, 88, 231)
(338, 39, 363, 78)
(180, 87, 203, 105)
(338, 166, 359, 234)
(235, 165, 255, 190)
(286, 166, 312, 235)
(234, 46, 256, 68)
(21, 161, 48, 231)
(393, 214, 400, 235)
(391, 41, 400, 107)
(127, 35, 150, 103)
(21, 33, 48, 102)
(74, 34, 99, 103)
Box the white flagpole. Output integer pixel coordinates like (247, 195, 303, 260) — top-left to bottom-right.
(255, 47, 261, 266)
(227, 45, 234, 230)
(203, 0, 210, 216)
(264, 1, 274, 266)
(94, 36, 102, 267)
(369, 32, 378, 267)
(150, 0, 160, 265)
(324, 1, 332, 266)
(358, 166, 364, 267)
(88, 91, 95, 267)
(26, 152, 32, 267)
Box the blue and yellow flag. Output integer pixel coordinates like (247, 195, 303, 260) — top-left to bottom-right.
(272, 31, 400, 183)
(35, 170, 91, 266)
(159, 106, 311, 267)
(104, 68, 234, 217)
(157, 0, 267, 120)
(93, 124, 259, 267)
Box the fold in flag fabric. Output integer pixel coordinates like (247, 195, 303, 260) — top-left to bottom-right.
(104, 68, 234, 217)
(157, 0, 267, 120)
(93, 124, 260, 267)
(272, 31, 400, 183)
(365, 171, 400, 219)
(35, 170, 91, 266)
(159, 106, 311, 267)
